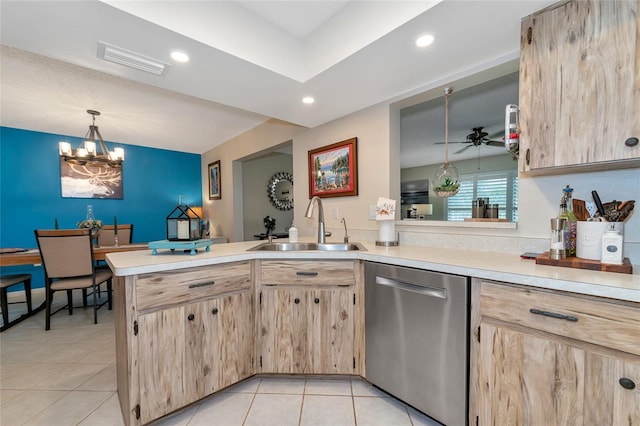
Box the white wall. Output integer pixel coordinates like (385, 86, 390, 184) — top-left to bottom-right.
(291, 103, 393, 239)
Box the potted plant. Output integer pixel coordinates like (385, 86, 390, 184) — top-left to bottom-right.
(433, 176, 460, 197)
(77, 219, 103, 246)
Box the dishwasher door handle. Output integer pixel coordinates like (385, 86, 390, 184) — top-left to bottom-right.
(375, 276, 447, 299)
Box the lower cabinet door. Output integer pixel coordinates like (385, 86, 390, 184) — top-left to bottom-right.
(217, 291, 254, 388)
(478, 322, 640, 425)
(260, 288, 354, 375)
(308, 289, 354, 374)
(138, 291, 255, 424)
(184, 291, 255, 397)
(184, 298, 221, 399)
(260, 289, 309, 373)
(138, 306, 188, 425)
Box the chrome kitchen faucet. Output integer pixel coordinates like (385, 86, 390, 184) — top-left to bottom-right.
(305, 196, 326, 244)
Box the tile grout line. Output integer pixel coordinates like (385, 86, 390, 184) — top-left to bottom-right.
(240, 378, 260, 426)
(75, 390, 117, 425)
(297, 379, 306, 426)
(18, 388, 73, 425)
(407, 404, 415, 426)
(351, 379, 358, 426)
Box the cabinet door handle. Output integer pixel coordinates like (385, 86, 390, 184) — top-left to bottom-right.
(625, 137, 639, 147)
(314, 297, 320, 304)
(188, 281, 215, 289)
(296, 271, 318, 277)
(211, 308, 218, 315)
(294, 298, 300, 304)
(529, 308, 578, 322)
(187, 313, 195, 321)
(619, 377, 636, 390)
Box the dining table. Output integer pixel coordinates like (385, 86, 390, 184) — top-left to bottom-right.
(0, 244, 148, 331)
(0, 244, 149, 267)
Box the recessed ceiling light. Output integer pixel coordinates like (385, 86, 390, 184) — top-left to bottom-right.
(415, 34, 435, 47)
(171, 51, 189, 63)
(302, 96, 315, 104)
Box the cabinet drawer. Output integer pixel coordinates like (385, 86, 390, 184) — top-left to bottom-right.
(136, 261, 251, 311)
(260, 260, 355, 286)
(480, 281, 640, 356)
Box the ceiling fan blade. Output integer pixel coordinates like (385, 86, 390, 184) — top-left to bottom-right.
(434, 141, 468, 145)
(485, 140, 504, 147)
(454, 144, 473, 154)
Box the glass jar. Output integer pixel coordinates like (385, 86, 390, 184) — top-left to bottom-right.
(486, 204, 499, 219)
(472, 199, 485, 218)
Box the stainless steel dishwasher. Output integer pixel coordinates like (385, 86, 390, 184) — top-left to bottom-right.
(365, 262, 469, 426)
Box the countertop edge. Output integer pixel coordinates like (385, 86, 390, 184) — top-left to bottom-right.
(106, 240, 640, 303)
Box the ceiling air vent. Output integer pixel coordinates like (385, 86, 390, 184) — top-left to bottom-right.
(97, 41, 169, 76)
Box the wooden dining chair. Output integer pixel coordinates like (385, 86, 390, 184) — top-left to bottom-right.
(98, 224, 133, 246)
(34, 229, 113, 330)
(0, 273, 33, 330)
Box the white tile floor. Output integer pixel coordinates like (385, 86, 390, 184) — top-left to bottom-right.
(1, 290, 441, 426)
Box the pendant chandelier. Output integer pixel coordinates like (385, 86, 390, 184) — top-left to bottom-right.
(58, 110, 124, 168)
(432, 87, 460, 197)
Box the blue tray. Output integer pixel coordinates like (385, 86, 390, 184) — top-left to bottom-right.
(148, 239, 214, 255)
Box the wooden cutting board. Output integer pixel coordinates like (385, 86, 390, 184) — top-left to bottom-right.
(535, 252, 632, 274)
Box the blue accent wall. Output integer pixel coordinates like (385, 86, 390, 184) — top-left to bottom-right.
(0, 126, 202, 289)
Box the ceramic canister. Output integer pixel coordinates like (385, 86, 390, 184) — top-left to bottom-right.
(576, 221, 624, 261)
(601, 230, 624, 264)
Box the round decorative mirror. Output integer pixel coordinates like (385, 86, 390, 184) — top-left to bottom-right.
(267, 172, 293, 210)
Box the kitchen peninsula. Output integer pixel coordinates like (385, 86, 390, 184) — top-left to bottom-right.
(107, 240, 640, 425)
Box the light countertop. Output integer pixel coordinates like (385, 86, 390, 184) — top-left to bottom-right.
(106, 239, 640, 303)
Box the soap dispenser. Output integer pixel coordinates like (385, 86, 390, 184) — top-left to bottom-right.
(289, 222, 298, 242)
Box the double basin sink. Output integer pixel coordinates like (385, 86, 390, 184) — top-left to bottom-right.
(249, 241, 366, 252)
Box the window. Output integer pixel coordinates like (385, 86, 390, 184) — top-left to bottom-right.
(446, 171, 518, 221)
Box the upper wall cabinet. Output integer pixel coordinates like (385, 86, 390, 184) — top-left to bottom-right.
(518, 0, 640, 174)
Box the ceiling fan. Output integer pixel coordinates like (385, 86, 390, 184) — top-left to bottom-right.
(435, 126, 504, 154)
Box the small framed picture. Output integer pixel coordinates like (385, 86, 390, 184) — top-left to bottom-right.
(208, 160, 221, 200)
(308, 137, 358, 198)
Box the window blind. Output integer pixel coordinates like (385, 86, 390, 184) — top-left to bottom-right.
(446, 171, 518, 221)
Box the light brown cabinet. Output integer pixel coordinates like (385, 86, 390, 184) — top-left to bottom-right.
(114, 261, 254, 426)
(182, 291, 253, 400)
(470, 279, 640, 425)
(519, 0, 640, 173)
(257, 260, 364, 375)
(137, 304, 187, 423)
(259, 287, 354, 374)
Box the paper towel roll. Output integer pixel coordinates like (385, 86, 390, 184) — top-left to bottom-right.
(378, 221, 396, 242)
